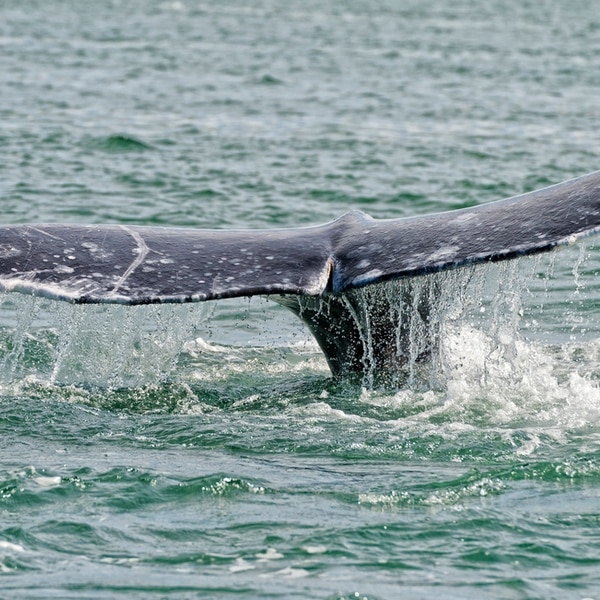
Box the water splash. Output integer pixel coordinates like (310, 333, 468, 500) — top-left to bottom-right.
(339, 243, 599, 391)
(0, 244, 597, 400)
(0, 296, 214, 388)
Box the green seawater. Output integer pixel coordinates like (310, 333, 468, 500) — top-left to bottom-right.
(1, 1, 600, 598)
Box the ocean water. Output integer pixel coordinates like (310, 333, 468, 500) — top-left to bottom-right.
(1, 1, 600, 598)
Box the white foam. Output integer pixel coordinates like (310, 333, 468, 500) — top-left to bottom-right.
(34, 476, 62, 488)
(263, 566, 310, 579)
(0, 541, 25, 553)
(229, 558, 255, 573)
(255, 548, 284, 561)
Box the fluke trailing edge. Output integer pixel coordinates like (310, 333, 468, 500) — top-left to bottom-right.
(0, 171, 599, 379)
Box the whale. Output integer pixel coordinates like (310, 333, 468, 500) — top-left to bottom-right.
(0, 171, 599, 379)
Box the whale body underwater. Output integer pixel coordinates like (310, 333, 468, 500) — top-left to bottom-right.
(0, 171, 599, 380)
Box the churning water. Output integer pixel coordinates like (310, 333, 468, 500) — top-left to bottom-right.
(1, 244, 597, 394)
(2, 244, 600, 599)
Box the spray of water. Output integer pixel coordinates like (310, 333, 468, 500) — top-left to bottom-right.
(0, 297, 214, 388)
(0, 244, 596, 405)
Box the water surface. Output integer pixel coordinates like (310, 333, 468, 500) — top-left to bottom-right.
(1, 1, 600, 598)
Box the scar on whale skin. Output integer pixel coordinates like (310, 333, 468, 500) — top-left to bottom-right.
(0, 171, 599, 380)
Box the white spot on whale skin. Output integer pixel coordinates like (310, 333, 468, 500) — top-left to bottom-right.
(0, 245, 21, 259)
(265, 256, 274, 260)
(352, 268, 383, 286)
(450, 213, 477, 225)
(54, 264, 75, 274)
(428, 245, 460, 262)
(357, 259, 370, 269)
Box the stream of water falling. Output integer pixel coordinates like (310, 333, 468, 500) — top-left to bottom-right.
(0, 244, 597, 396)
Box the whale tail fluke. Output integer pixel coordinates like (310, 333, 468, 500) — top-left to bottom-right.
(0, 171, 598, 380)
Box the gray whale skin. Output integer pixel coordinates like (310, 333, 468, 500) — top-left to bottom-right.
(0, 171, 599, 379)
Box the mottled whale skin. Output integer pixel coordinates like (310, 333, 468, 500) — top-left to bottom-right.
(0, 171, 599, 378)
